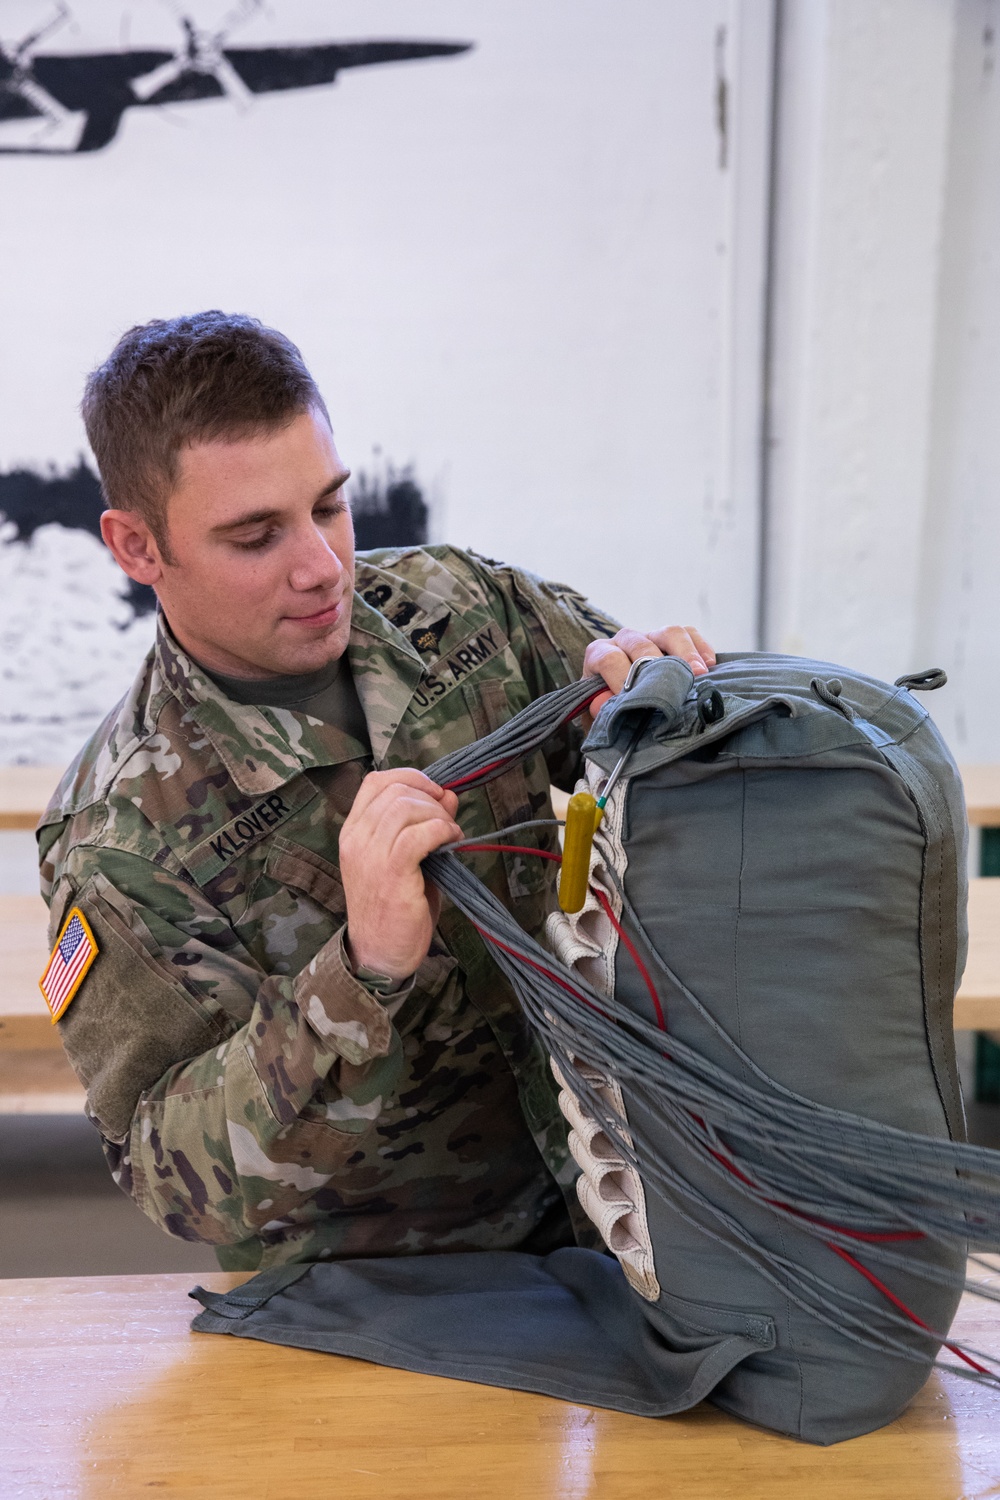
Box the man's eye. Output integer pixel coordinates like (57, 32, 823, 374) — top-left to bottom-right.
(234, 530, 276, 551)
(315, 502, 346, 522)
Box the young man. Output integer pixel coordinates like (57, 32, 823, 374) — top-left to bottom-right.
(39, 311, 715, 1271)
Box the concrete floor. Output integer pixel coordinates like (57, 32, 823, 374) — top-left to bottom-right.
(2, 1103, 999, 1280)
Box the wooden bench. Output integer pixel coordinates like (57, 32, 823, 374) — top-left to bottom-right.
(961, 764, 1000, 827)
(955, 878, 1000, 1031)
(0, 765, 63, 830)
(3, 1266, 998, 1496)
(0, 893, 86, 1111)
(2, 880, 999, 1112)
(3, 764, 997, 829)
(3, 767, 999, 1112)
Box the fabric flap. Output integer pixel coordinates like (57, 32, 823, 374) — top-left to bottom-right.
(190, 1247, 769, 1418)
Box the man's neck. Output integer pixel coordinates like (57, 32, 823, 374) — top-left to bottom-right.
(203, 656, 343, 709)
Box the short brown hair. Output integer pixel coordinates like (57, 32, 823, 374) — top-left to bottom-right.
(82, 312, 330, 547)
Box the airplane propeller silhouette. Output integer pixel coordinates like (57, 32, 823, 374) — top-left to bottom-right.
(129, 1, 259, 109)
(0, 2, 471, 154)
(0, 0, 88, 150)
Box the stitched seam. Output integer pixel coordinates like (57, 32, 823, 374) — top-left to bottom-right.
(887, 749, 963, 1138)
(777, 1217, 805, 1437)
(733, 770, 748, 1074)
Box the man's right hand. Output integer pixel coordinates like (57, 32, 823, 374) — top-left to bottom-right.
(339, 769, 462, 982)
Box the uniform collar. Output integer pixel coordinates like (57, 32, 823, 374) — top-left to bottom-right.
(152, 566, 433, 794)
(44, 550, 487, 824)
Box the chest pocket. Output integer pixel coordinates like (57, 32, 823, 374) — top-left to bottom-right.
(235, 838, 346, 976)
(267, 838, 346, 914)
(254, 835, 459, 1035)
(464, 678, 552, 901)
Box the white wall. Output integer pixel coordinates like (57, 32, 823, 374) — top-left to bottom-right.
(8, 1, 999, 768)
(763, 0, 1000, 761)
(0, 0, 776, 762)
(763, 0, 956, 678)
(0, 2, 774, 618)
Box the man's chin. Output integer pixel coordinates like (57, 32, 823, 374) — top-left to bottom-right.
(260, 646, 340, 677)
(265, 620, 350, 676)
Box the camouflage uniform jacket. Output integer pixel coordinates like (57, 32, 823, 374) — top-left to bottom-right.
(38, 546, 618, 1271)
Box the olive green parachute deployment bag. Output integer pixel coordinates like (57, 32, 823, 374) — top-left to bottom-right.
(192, 654, 1000, 1444)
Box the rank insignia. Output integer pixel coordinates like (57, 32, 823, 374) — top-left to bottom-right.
(39, 907, 98, 1023)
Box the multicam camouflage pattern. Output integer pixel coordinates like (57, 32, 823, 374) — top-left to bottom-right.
(38, 546, 618, 1271)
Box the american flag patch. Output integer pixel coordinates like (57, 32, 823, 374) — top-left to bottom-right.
(39, 907, 99, 1023)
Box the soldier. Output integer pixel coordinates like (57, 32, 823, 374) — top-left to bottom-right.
(38, 311, 716, 1272)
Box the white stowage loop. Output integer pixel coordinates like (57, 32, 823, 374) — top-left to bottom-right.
(547, 768, 661, 1303)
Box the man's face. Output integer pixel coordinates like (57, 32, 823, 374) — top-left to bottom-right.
(153, 410, 355, 678)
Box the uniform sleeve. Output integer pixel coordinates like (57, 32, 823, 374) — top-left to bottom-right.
(51, 859, 407, 1247)
(458, 550, 621, 789)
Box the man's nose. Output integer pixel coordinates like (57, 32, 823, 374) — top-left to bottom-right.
(288, 521, 344, 593)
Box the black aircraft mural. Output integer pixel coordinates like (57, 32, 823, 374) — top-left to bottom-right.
(0, 3, 471, 154)
(0, 458, 430, 617)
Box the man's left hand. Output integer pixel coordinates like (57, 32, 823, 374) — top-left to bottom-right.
(583, 626, 717, 717)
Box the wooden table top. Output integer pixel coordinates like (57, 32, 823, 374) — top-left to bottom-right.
(954, 878, 1000, 1031)
(3, 1268, 999, 1499)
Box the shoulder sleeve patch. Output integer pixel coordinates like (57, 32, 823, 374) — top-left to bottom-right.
(39, 906, 99, 1023)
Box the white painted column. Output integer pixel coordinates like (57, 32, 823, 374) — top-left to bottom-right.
(707, 0, 779, 649)
(917, 0, 1000, 760)
(763, 0, 958, 683)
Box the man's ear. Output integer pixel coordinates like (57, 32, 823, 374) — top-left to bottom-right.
(100, 510, 166, 586)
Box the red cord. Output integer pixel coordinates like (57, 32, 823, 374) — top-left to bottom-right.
(828, 1244, 989, 1376)
(456, 843, 561, 862)
(444, 758, 510, 791)
(700, 1139, 921, 1244)
(469, 922, 609, 1019)
(593, 888, 667, 1031)
(699, 1122, 986, 1372)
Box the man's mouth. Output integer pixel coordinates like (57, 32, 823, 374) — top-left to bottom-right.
(285, 598, 344, 629)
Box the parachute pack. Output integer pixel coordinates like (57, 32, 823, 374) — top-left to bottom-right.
(192, 654, 1000, 1446)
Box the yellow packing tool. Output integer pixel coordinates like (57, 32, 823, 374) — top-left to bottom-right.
(557, 710, 652, 914)
(558, 792, 602, 914)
